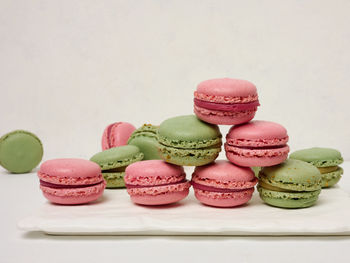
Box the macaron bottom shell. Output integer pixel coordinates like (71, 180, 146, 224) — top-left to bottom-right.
(193, 188, 255, 208)
(257, 185, 321, 209)
(321, 167, 343, 188)
(194, 107, 256, 125)
(159, 145, 221, 166)
(225, 151, 288, 167)
(40, 181, 106, 205)
(103, 172, 125, 188)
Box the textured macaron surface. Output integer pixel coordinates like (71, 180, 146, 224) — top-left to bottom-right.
(195, 78, 258, 103)
(38, 158, 103, 185)
(259, 159, 322, 191)
(102, 122, 136, 150)
(226, 121, 289, 147)
(124, 160, 185, 186)
(90, 145, 143, 170)
(192, 160, 257, 189)
(289, 147, 343, 167)
(0, 130, 43, 173)
(158, 115, 222, 148)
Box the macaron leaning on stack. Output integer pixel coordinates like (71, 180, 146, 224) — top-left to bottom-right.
(90, 145, 143, 188)
(127, 124, 162, 160)
(101, 122, 136, 150)
(290, 147, 344, 188)
(257, 159, 322, 208)
(157, 115, 222, 166)
(193, 78, 260, 125)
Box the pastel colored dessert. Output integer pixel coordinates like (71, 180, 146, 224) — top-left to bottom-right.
(191, 160, 258, 207)
(225, 120, 289, 167)
(194, 78, 260, 125)
(38, 158, 106, 205)
(257, 159, 322, 208)
(101, 122, 136, 150)
(0, 130, 43, 173)
(158, 115, 222, 166)
(124, 160, 190, 205)
(290, 147, 344, 188)
(90, 145, 143, 188)
(127, 124, 162, 160)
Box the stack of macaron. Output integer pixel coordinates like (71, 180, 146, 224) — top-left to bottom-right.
(2, 77, 345, 209)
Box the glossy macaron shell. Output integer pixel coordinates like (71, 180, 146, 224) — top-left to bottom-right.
(127, 124, 162, 160)
(157, 115, 222, 166)
(38, 158, 106, 205)
(289, 147, 344, 187)
(194, 78, 259, 125)
(0, 130, 43, 173)
(101, 122, 136, 150)
(191, 160, 258, 207)
(225, 120, 289, 167)
(124, 160, 190, 205)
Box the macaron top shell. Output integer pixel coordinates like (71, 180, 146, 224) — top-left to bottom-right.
(289, 147, 343, 167)
(128, 124, 158, 142)
(124, 160, 185, 186)
(90, 145, 143, 170)
(196, 78, 257, 100)
(193, 160, 255, 182)
(158, 115, 222, 148)
(226, 120, 289, 147)
(259, 159, 322, 190)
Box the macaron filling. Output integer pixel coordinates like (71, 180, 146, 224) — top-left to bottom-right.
(194, 91, 258, 103)
(194, 98, 260, 111)
(191, 181, 254, 193)
(105, 123, 117, 148)
(40, 180, 104, 189)
(126, 178, 188, 189)
(225, 144, 290, 157)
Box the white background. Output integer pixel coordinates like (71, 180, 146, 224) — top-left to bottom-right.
(1, 1, 350, 262)
(1, 0, 350, 161)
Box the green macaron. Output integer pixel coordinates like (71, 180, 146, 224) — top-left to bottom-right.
(90, 145, 143, 188)
(257, 159, 322, 208)
(157, 115, 222, 166)
(290, 147, 344, 188)
(127, 124, 162, 160)
(0, 130, 43, 173)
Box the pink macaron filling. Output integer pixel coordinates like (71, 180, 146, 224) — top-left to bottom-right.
(126, 178, 188, 189)
(194, 98, 260, 112)
(40, 179, 104, 189)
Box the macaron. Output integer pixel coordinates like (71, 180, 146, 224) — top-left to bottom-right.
(290, 147, 344, 188)
(194, 78, 260, 125)
(90, 145, 143, 188)
(127, 124, 162, 160)
(225, 120, 289, 167)
(0, 130, 43, 173)
(191, 160, 258, 207)
(124, 160, 190, 205)
(257, 159, 322, 208)
(38, 158, 106, 205)
(101, 122, 136, 150)
(158, 115, 222, 166)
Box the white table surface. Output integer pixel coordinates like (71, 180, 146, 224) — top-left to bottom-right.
(1, 162, 350, 263)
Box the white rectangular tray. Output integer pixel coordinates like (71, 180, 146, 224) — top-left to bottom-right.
(18, 184, 350, 236)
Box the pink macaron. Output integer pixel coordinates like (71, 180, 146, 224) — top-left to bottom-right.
(194, 78, 260, 125)
(38, 158, 106, 205)
(225, 120, 289, 167)
(101, 122, 136, 150)
(191, 160, 258, 207)
(124, 160, 191, 205)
